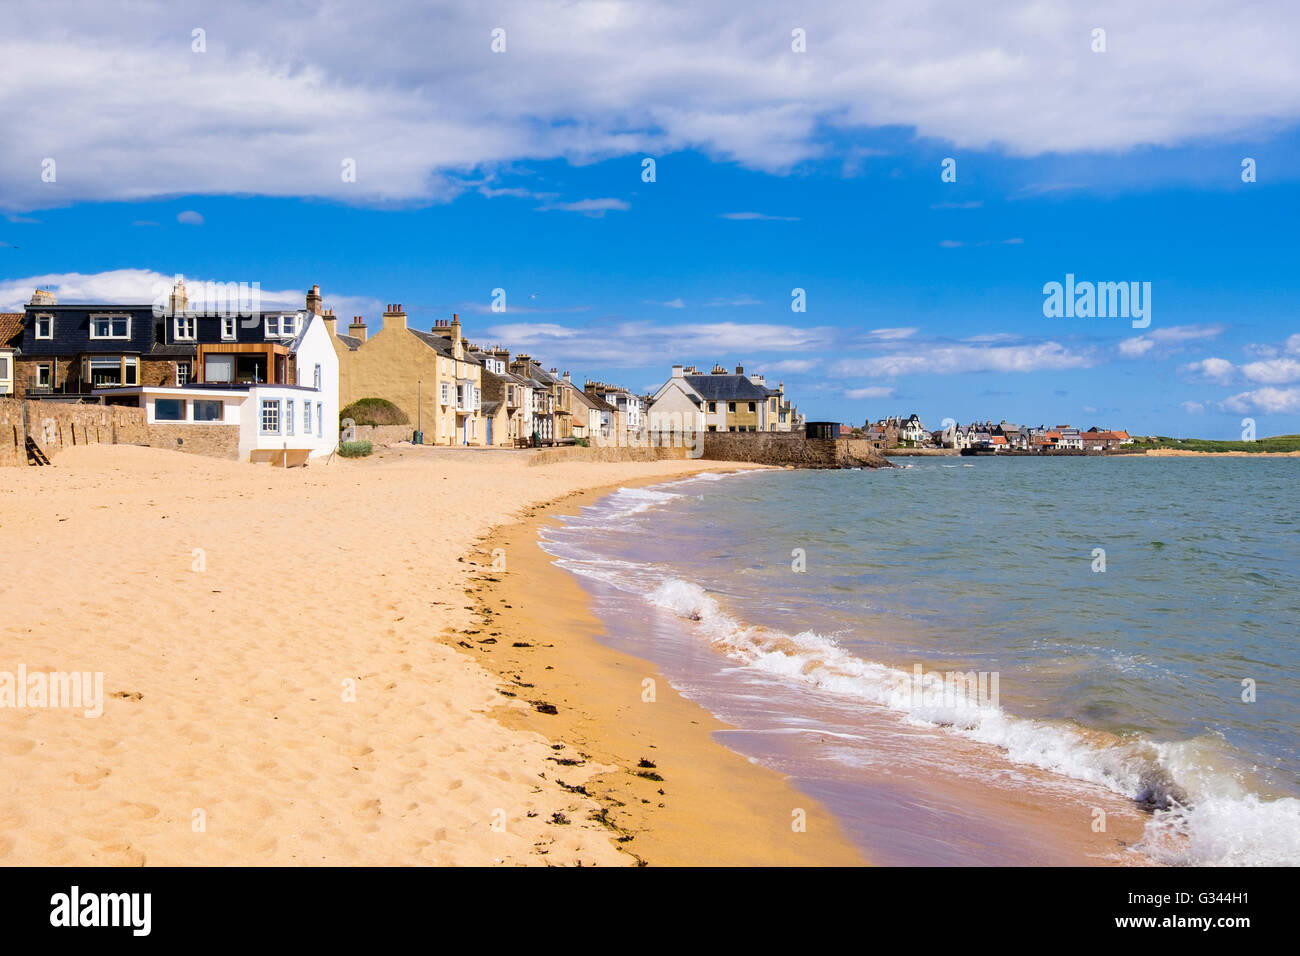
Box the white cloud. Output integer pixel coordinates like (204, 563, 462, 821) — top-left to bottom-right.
(1240, 357, 1300, 384)
(645, 297, 686, 309)
(1121, 323, 1227, 358)
(832, 341, 1094, 377)
(845, 386, 896, 399)
(1181, 356, 1236, 384)
(539, 198, 629, 216)
(0, 268, 376, 317)
(757, 359, 820, 374)
(176, 210, 204, 225)
(3, 2, 1299, 208)
(1223, 387, 1300, 414)
(704, 295, 762, 307)
(718, 212, 801, 221)
(1180, 401, 1205, 414)
(869, 327, 917, 340)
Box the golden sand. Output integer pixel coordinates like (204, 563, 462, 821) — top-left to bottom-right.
(0, 444, 860, 866)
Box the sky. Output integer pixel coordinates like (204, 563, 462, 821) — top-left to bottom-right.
(1, 1, 1298, 437)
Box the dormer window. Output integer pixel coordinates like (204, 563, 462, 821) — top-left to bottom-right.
(90, 314, 130, 339)
(220, 317, 236, 341)
(265, 314, 300, 338)
(34, 314, 53, 339)
(174, 316, 197, 341)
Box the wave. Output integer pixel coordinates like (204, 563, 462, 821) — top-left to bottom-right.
(639, 575, 1300, 866)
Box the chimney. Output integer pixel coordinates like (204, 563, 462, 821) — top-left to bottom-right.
(30, 288, 58, 306)
(711, 364, 726, 375)
(384, 302, 407, 330)
(306, 284, 323, 316)
(450, 313, 463, 360)
(322, 308, 337, 338)
(671, 364, 684, 379)
(348, 315, 368, 342)
(169, 275, 188, 316)
(735, 364, 744, 375)
(563, 371, 571, 383)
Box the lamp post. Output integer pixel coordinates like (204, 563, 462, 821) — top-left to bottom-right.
(418, 378, 423, 441)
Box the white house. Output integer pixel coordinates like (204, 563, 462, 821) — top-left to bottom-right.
(97, 312, 340, 460)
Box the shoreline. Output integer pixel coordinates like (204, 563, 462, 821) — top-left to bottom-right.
(462, 475, 867, 866)
(515, 469, 1160, 866)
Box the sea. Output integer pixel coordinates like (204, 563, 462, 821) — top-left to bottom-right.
(540, 456, 1300, 866)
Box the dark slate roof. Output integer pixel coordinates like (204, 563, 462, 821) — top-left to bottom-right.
(480, 400, 501, 416)
(336, 333, 363, 351)
(147, 343, 199, 357)
(17, 305, 157, 356)
(683, 373, 770, 401)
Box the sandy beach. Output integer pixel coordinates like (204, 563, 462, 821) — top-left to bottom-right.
(0, 444, 862, 866)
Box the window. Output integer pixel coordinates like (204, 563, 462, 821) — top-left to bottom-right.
(174, 316, 197, 340)
(221, 317, 236, 341)
(90, 314, 130, 339)
(193, 400, 222, 422)
(155, 398, 185, 421)
(313, 364, 321, 390)
(35, 314, 54, 339)
(89, 357, 129, 386)
(0, 356, 8, 378)
(266, 314, 300, 338)
(36, 363, 51, 387)
(261, 399, 280, 434)
(304, 401, 312, 434)
(124, 358, 138, 385)
(441, 382, 451, 405)
(316, 403, 322, 438)
(286, 400, 295, 436)
(204, 354, 235, 383)
(728, 402, 736, 413)
(176, 362, 191, 386)
(748, 402, 756, 413)
(707, 401, 716, 413)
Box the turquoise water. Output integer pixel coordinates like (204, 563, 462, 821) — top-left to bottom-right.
(542, 458, 1300, 865)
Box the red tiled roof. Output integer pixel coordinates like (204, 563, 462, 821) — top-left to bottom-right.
(0, 313, 22, 347)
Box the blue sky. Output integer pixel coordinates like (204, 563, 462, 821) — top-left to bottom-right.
(2, 1, 1298, 436)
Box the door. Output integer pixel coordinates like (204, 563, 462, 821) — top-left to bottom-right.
(486, 418, 493, 445)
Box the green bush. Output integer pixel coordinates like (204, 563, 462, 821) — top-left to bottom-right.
(575, 437, 590, 447)
(339, 398, 410, 426)
(338, 440, 373, 458)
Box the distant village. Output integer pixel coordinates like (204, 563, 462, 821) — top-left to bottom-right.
(852, 414, 1135, 453)
(0, 280, 1137, 464)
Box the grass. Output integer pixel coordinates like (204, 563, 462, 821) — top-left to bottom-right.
(1131, 434, 1300, 453)
(337, 440, 373, 458)
(339, 397, 410, 426)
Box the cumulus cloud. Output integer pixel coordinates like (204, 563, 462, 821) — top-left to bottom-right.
(3, 2, 1299, 209)
(1181, 356, 1237, 384)
(539, 198, 629, 216)
(176, 210, 204, 225)
(1223, 387, 1300, 414)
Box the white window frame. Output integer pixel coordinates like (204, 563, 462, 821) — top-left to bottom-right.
(153, 397, 187, 422)
(260, 399, 281, 435)
(286, 399, 295, 436)
(220, 316, 237, 341)
(34, 313, 54, 340)
(440, 382, 451, 406)
(89, 313, 131, 340)
(173, 315, 197, 341)
(316, 403, 322, 438)
(304, 401, 312, 435)
(192, 399, 223, 423)
(176, 362, 191, 386)
(313, 364, 321, 390)
(36, 363, 52, 387)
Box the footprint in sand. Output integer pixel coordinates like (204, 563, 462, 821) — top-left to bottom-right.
(72, 767, 112, 786)
(353, 798, 382, 820)
(0, 738, 35, 756)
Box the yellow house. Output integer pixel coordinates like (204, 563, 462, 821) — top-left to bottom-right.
(319, 292, 485, 445)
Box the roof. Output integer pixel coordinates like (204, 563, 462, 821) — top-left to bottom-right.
(682, 373, 769, 401)
(0, 313, 22, 347)
(480, 400, 501, 416)
(409, 329, 482, 365)
(336, 333, 363, 351)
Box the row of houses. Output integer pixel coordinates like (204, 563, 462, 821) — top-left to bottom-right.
(938, 421, 1133, 452)
(1, 281, 803, 459)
